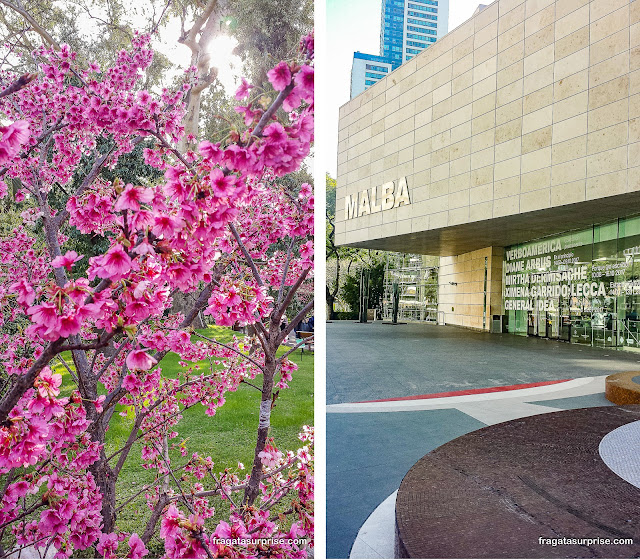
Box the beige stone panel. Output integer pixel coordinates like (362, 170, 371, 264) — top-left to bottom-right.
(556, 6, 589, 42)
(499, 21, 525, 53)
(631, 69, 640, 94)
(524, 42, 554, 76)
(415, 123, 432, 142)
(383, 151, 399, 170)
(587, 145, 628, 177)
(587, 122, 629, 155)
(586, 169, 628, 198)
(431, 161, 451, 182)
(415, 79, 434, 104)
(556, 27, 590, 61)
(591, 28, 629, 67)
(433, 97, 453, 121)
(590, 51, 629, 88)
(475, 38, 499, 65)
(500, 0, 525, 17)
(493, 194, 520, 217)
(469, 201, 494, 221)
(525, 4, 554, 37)
(399, 88, 419, 109)
(472, 110, 496, 135)
(450, 172, 471, 192)
(497, 78, 523, 106)
(474, 56, 498, 83)
(415, 107, 433, 128)
(410, 214, 430, 232)
(631, 118, 640, 143)
(473, 74, 498, 101)
(523, 84, 553, 114)
(522, 104, 553, 134)
(550, 180, 586, 205)
(552, 113, 588, 144)
(629, 142, 640, 166)
(451, 121, 473, 144)
(432, 114, 452, 137)
(495, 137, 522, 162)
(471, 146, 495, 169)
(522, 125, 552, 154)
(588, 98, 629, 133)
(556, 0, 589, 19)
(370, 145, 385, 164)
(632, 0, 640, 24)
(450, 138, 472, 160)
(432, 130, 451, 151)
(495, 118, 523, 144)
(629, 166, 640, 191)
(429, 179, 450, 198)
(453, 52, 474, 79)
(553, 92, 589, 124)
(471, 165, 494, 186)
(591, 0, 630, 22)
(523, 63, 554, 95)
(527, 0, 555, 22)
(450, 155, 471, 177)
(399, 146, 415, 166)
(371, 119, 385, 136)
(450, 102, 474, 129)
(433, 82, 452, 105)
(473, 92, 497, 118)
(498, 40, 525, 72)
(430, 211, 449, 229)
(470, 183, 493, 204)
(525, 23, 554, 58)
(472, 129, 497, 152)
(588, 75, 630, 111)
(475, 20, 499, 51)
(449, 206, 472, 226)
(521, 146, 551, 173)
(554, 69, 589, 102)
(453, 35, 474, 62)
(591, 6, 630, 44)
(631, 93, 640, 119)
(476, 1, 499, 30)
(521, 167, 551, 191)
(451, 88, 473, 113)
(452, 69, 473, 95)
(632, 46, 640, 72)
(497, 61, 524, 92)
(382, 139, 399, 158)
(499, 3, 525, 34)
(396, 218, 412, 236)
(554, 47, 590, 83)
(383, 96, 400, 118)
(433, 66, 454, 91)
(496, 98, 524, 125)
(552, 157, 587, 185)
(495, 155, 522, 180)
(432, 145, 451, 166)
(521, 187, 550, 211)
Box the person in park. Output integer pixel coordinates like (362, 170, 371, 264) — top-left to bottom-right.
(0, 28, 314, 559)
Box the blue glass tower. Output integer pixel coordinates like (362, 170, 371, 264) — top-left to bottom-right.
(350, 0, 449, 97)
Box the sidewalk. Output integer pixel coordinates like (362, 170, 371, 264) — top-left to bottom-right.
(326, 322, 633, 559)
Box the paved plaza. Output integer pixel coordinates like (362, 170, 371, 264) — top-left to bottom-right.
(326, 321, 640, 558)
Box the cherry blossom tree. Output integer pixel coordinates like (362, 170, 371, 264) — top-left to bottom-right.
(0, 29, 314, 559)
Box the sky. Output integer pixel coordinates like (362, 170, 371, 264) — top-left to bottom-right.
(324, 0, 493, 178)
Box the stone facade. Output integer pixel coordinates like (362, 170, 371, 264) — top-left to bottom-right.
(335, 0, 640, 330)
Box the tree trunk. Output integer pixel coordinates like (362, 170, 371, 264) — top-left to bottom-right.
(243, 349, 276, 506)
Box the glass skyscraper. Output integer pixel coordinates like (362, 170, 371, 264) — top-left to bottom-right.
(350, 0, 449, 97)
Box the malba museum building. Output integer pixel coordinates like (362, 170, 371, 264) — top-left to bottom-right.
(335, 0, 640, 350)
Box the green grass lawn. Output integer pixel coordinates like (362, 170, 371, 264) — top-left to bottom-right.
(51, 326, 313, 556)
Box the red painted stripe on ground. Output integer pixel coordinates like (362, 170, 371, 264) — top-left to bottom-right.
(357, 379, 573, 403)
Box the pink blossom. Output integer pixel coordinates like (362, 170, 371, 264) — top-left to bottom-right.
(114, 184, 154, 212)
(127, 533, 148, 558)
(125, 349, 157, 371)
(102, 245, 132, 278)
(51, 250, 83, 271)
(234, 77, 253, 100)
(267, 61, 292, 91)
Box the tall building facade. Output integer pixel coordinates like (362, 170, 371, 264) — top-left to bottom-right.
(337, 0, 640, 350)
(350, 0, 449, 98)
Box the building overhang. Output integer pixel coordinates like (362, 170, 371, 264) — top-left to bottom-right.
(339, 194, 640, 256)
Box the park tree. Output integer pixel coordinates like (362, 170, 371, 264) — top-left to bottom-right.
(0, 23, 314, 560)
